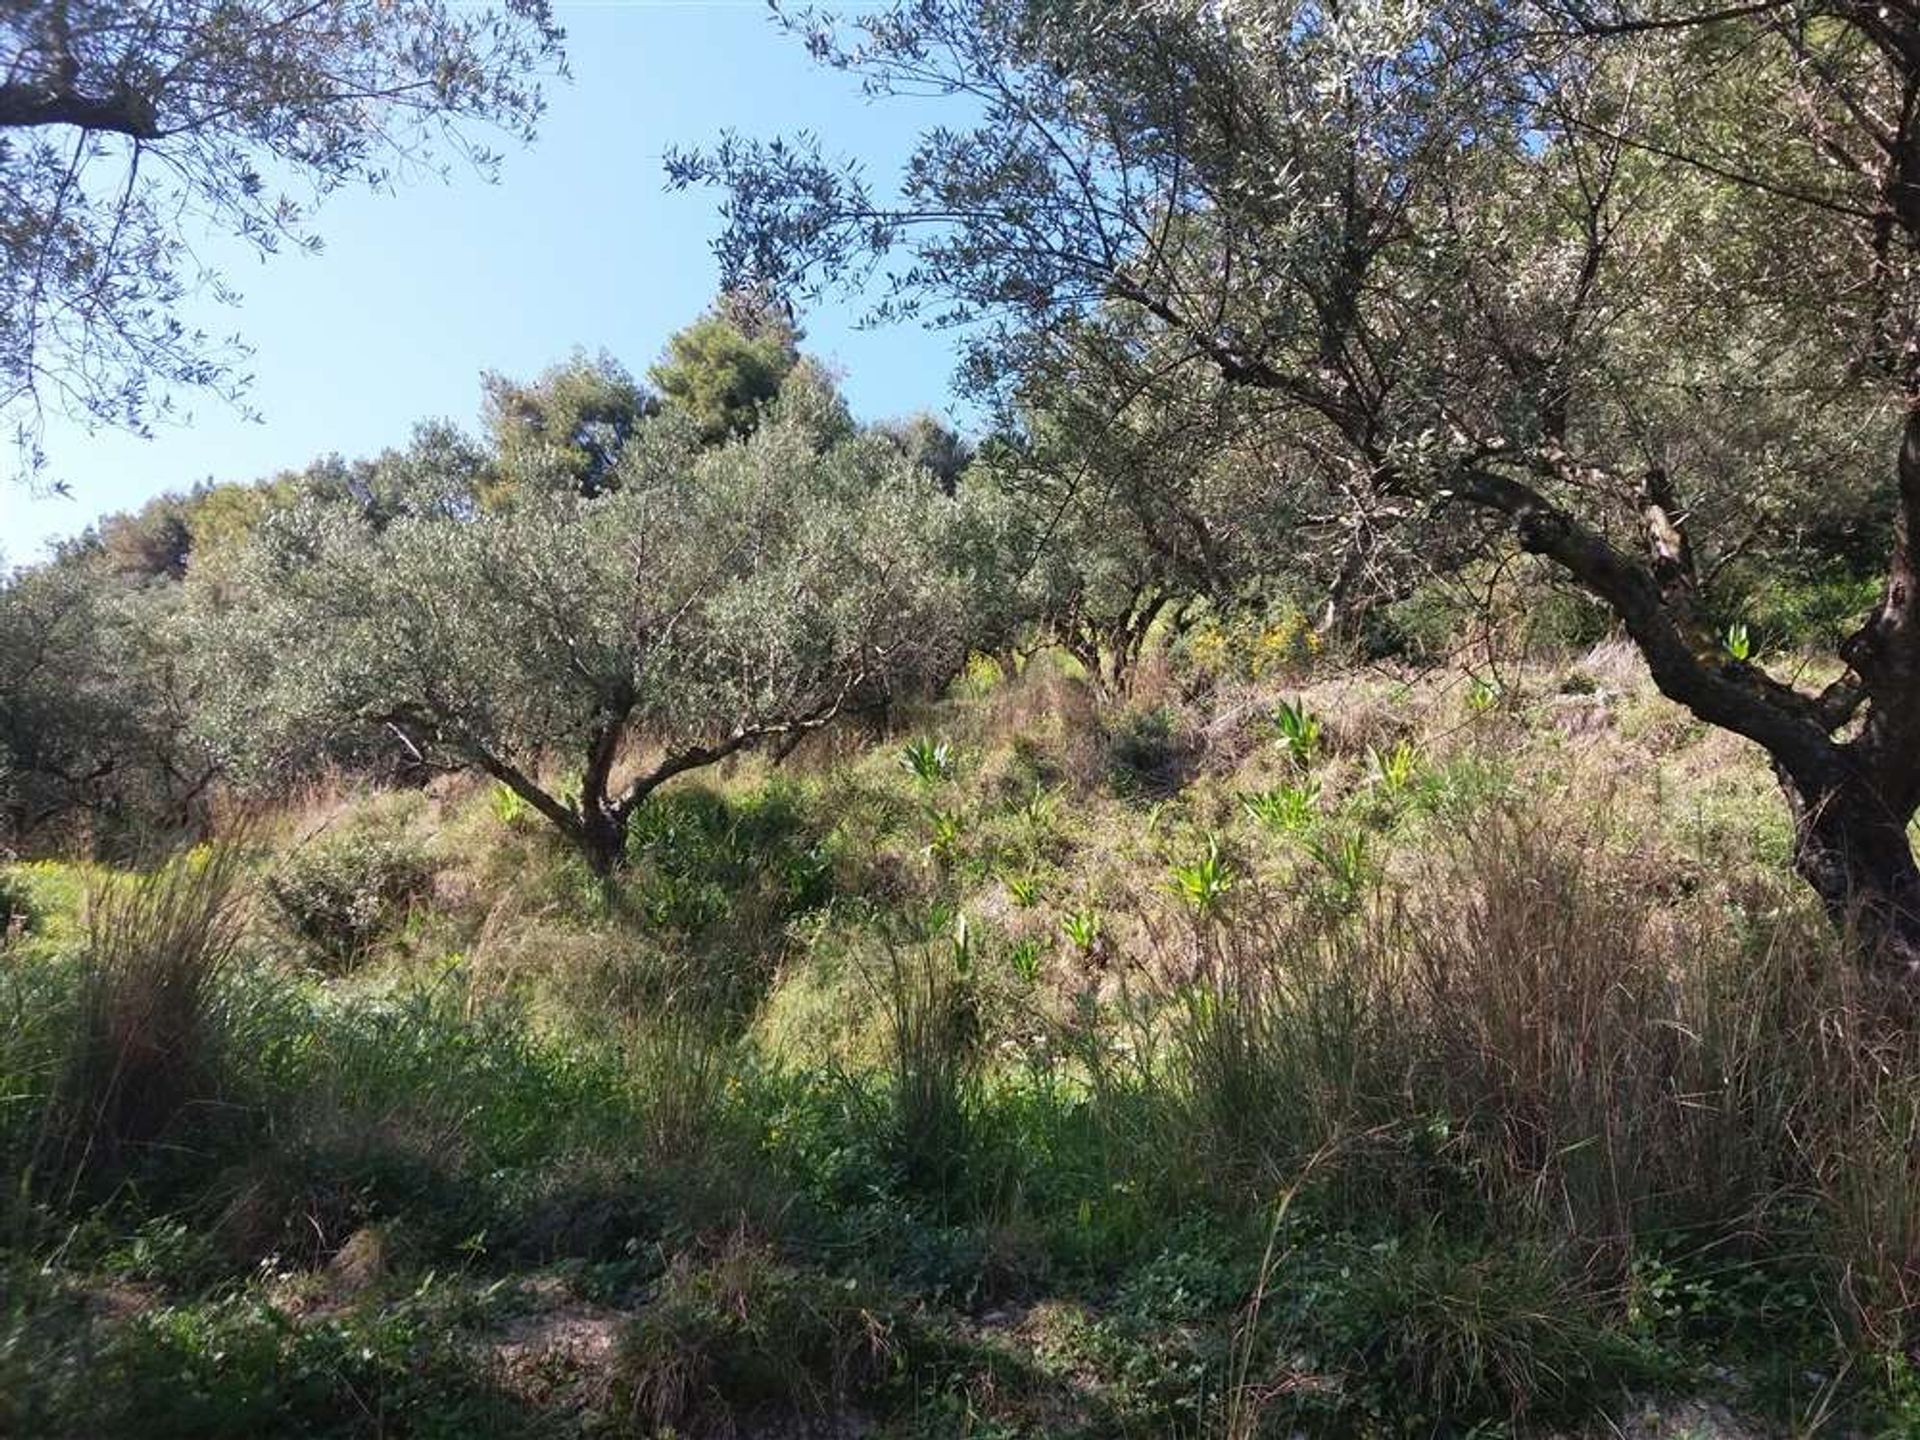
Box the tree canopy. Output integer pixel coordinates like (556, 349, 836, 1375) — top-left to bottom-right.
(648, 290, 804, 443)
(196, 402, 985, 873)
(0, 1, 565, 479)
(671, 0, 1920, 967)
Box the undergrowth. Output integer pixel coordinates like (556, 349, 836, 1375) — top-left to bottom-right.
(3, 656, 1918, 1437)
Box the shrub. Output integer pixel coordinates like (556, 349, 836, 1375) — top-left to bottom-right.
(614, 1234, 901, 1433)
(1724, 564, 1882, 651)
(263, 829, 432, 969)
(1104, 706, 1186, 799)
(43, 847, 247, 1190)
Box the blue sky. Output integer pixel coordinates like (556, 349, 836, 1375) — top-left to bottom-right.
(0, 1, 966, 563)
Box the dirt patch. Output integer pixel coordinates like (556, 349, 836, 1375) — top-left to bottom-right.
(486, 1277, 629, 1418)
(1561, 1395, 1777, 1439)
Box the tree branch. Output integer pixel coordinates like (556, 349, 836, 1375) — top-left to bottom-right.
(0, 82, 159, 138)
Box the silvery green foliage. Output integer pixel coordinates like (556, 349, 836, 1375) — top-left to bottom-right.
(0, 557, 217, 846)
(0, 1, 565, 478)
(675, 0, 1884, 587)
(673, 1, 1920, 965)
(195, 408, 979, 861)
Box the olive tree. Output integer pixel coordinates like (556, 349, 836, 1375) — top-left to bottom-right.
(0, 558, 218, 850)
(0, 1, 563, 477)
(196, 409, 979, 874)
(976, 312, 1377, 693)
(673, 0, 1920, 970)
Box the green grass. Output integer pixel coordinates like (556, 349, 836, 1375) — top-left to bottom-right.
(4, 656, 1919, 1436)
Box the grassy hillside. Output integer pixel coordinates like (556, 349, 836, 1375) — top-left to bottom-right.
(3, 644, 1916, 1438)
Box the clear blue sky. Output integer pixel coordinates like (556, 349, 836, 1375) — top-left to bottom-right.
(0, 2, 966, 564)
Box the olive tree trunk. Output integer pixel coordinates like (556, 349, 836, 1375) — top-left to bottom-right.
(1779, 764, 1920, 973)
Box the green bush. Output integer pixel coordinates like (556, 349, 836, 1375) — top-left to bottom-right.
(263, 830, 432, 969)
(1104, 706, 1186, 799)
(1726, 567, 1882, 650)
(624, 782, 832, 931)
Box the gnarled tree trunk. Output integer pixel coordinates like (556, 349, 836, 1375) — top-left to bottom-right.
(1778, 761, 1920, 974)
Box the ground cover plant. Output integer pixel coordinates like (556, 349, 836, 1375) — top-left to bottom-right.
(4, 635, 1919, 1437)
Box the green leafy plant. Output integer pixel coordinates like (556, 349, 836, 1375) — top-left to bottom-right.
(1007, 936, 1044, 985)
(1018, 787, 1059, 836)
(1005, 872, 1043, 908)
(1367, 739, 1423, 801)
(1169, 835, 1236, 921)
(1239, 779, 1320, 835)
(1723, 621, 1753, 662)
(1271, 697, 1322, 768)
(1061, 907, 1102, 955)
(1306, 830, 1374, 914)
(924, 809, 964, 866)
(487, 782, 531, 827)
(1465, 677, 1501, 716)
(900, 735, 956, 784)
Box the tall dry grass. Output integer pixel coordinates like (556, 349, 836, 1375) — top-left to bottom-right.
(1146, 804, 1920, 1348)
(37, 845, 248, 1195)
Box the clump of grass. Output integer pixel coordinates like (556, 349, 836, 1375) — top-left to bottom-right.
(878, 942, 978, 1207)
(614, 1231, 901, 1433)
(1326, 1232, 1622, 1426)
(40, 846, 247, 1194)
(628, 1011, 733, 1167)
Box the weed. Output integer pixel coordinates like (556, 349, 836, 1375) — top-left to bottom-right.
(488, 781, 532, 827)
(1007, 936, 1045, 985)
(1239, 779, 1320, 836)
(1367, 738, 1423, 802)
(1061, 907, 1101, 956)
(1271, 698, 1322, 768)
(901, 735, 957, 784)
(925, 808, 964, 866)
(1169, 835, 1235, 922)
(1305, 830, 1374, 915)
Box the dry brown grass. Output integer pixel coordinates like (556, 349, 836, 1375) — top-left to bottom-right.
(42, 844, 248, 1192)
(1140, 802, 1920, 1347)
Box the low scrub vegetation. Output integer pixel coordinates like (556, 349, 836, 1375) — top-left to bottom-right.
(4, 649, 1918, 1437)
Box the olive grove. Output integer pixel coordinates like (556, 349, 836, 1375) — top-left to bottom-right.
(672, 0, 1920, 968)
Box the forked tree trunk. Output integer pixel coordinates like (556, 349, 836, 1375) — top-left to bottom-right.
(579, 806, 628, 879)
